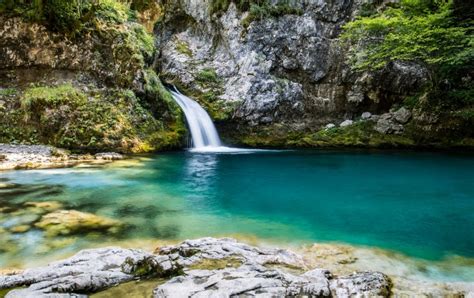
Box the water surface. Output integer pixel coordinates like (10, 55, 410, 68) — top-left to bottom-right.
(1, 150, 473, 280)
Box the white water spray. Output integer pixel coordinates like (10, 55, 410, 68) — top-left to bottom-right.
(170, 89, 221, 148)
(170, 88, 264, 153)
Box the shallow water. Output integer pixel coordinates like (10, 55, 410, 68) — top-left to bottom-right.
(1, 150, 473, 281)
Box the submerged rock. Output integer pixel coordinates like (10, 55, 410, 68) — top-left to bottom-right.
(34, 210, 123, 237)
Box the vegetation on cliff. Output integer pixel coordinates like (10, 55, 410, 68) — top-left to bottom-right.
(342, 0, 473, 134)
(0, 0, 185, 152)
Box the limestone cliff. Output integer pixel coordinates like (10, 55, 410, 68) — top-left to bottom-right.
(156, 0, 473, 148)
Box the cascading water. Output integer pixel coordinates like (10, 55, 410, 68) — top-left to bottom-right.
(170, 89, 221, 148)
(170, 88, 265, 153)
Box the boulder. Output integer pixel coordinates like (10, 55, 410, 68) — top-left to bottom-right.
(375, 114, 404, 134)
(34, 210, 123, 236)
(393, 107, 412, 124)
(361, 112, 372, 120)
(340, 120, 354, 127)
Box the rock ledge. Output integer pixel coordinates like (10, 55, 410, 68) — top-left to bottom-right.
(0, 237, 391, 297)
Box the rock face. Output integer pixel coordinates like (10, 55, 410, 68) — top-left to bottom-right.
(0, 13, 184, 153)
(0, 237, 392, 297)
(0, 247, 179, 298)
(374, 107, 412, 135)
(154, 238, 391, 297)
(156, 1, 428, 134)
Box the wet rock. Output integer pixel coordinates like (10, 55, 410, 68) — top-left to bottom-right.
(9, 225, 30, 233)
(1, 214, 40, 229)
(95, 152, 124, 160)
(393, 107, 412, 124)
(24, 201, 63, 214)
(340, 120, 354, 127)
(0, 247, 177, 298)
(34, 210, 123, 236)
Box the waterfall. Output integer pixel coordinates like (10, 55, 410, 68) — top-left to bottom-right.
(170, 88, 222, 150)
(170, 88, 266, 153)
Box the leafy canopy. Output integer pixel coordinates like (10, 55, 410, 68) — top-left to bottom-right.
(342, 0, 473, 72)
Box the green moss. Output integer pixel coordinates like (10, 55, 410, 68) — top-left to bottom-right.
(0, 82, 185, 152)
(162, 72, 234, 121)
(196, 68, 220, 87)
(175, 40, 193, 57)
(0, 88, 17, 96)
(93, 0, 129, 24)
(241, 2, 302, 28)
(188, 257, 243, 270)
(307, 122, 415, 148)
(91, 278, 166, 298)
(224, 121, 418, 148)
(0, 287, 24, 298)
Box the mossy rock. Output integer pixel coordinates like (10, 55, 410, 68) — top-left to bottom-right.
(34, 210, 123, 237)
(188, 256, 243, 270)
(0, 82, 185, 152)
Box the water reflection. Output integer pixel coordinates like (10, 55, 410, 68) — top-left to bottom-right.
(184, 153, 219, 197)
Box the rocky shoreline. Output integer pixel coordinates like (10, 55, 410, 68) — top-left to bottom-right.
(1, 237, 473, 297)
(0, 144, 124, 171)
(0, 238, 391, 297)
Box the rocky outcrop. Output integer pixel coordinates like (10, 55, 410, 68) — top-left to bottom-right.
(0, 237, 392, 297)
(0, 144, 123, 170)
(154, 238, 390, 297)
(1, 247, 180, 298)
(156, 0, 429, 135)
(0, 11, 185, 152)
(0, 15, 150, 89)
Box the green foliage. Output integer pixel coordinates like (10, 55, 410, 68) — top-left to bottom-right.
(175, 40, 193, 57)
(0, 83, 184, 152)
(0, 88, 17, 96)
(20, 84, 86, 112)
(0, 0, 134, 33)
(196, 68, 220, 86)
(129, 0, 154, 12)
(209, 0, 302, 26)
(342, 0, 472, 72)
(241, 1, 302, 27)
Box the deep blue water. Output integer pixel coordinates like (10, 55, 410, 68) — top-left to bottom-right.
(1, 150, 474, 268)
